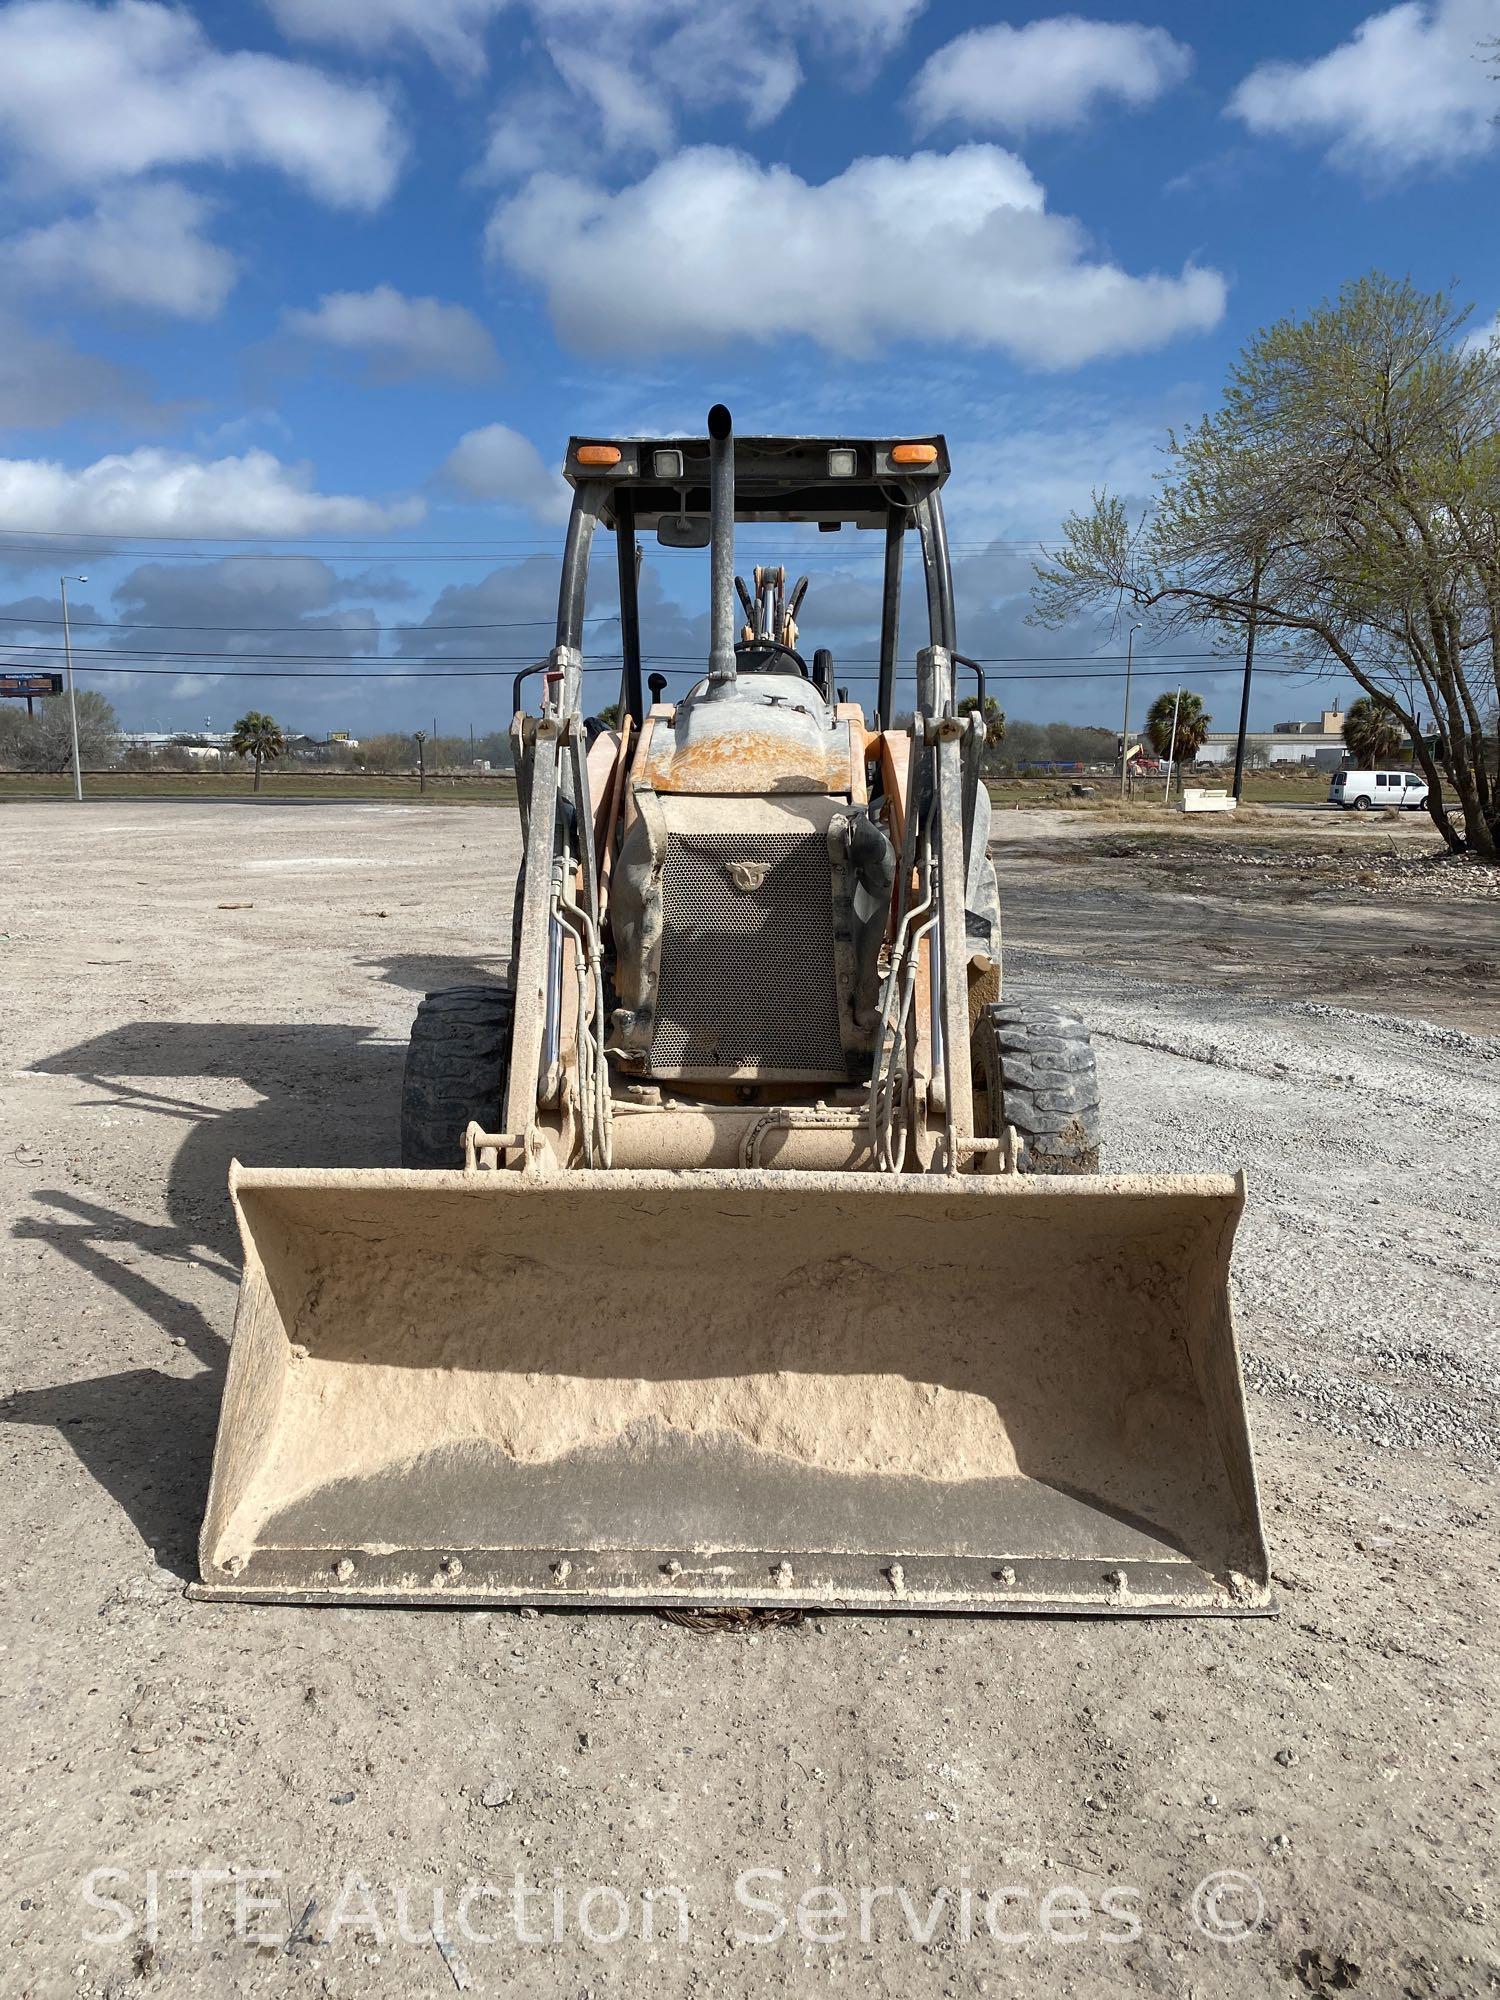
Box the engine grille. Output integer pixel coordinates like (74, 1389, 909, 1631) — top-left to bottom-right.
(649, 827, 846, 1079)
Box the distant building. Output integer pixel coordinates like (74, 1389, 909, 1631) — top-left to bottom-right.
(1197, 731, 1344, 770)
(120, 729, 233, 749)
(118, 730, 229, 762)
(1198, 705, 1351, 771)
(1272, 708, 1345, 736)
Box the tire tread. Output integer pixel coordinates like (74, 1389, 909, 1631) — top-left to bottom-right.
(400, 985, 515, 1169)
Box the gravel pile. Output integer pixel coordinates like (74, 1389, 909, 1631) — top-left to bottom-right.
(1091, 841, 1499, 900)
(1213, 849, 1500, 901)
(1289, 1002, 1500, 1060)
(1007, 941, 1500, 1475)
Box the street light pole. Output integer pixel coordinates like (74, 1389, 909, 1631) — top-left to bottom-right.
(60, 573, 88, 802)
(1163, 686, 1183, 806)
(1119, 623, 1140, 798)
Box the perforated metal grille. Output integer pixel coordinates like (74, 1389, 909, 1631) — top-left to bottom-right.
(650, 828, 846, 1077)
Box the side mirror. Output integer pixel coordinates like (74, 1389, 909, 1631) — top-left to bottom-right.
(658, 515, 711, 548)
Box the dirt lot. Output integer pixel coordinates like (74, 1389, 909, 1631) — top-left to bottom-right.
(2, 800, 1496, 1999)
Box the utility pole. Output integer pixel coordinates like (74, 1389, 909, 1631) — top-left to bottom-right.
(1231, 554, 1262, 804)
(415, 729, 426, 795)
(1163, 686, 1183, 805)
(60, 573, 88, 802)
(1119, 623, 1140, 798)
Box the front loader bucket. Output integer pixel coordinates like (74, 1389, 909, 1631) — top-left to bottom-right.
(193, 1166, 1270, 1615)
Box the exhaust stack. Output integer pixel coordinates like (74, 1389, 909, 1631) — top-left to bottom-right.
(707, 403, 736, 688)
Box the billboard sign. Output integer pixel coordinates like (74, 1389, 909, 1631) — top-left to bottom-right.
(0, 672, 63, 698)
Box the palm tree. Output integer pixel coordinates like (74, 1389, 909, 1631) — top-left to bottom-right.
(230, 711, 287, 791)
(1342, 696, 1404, 769)
(1145, 690, 1209, 785)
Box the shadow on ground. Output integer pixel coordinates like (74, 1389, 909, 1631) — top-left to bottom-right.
(358, 952, 510, 995)
(3, 1021, 407, 1574)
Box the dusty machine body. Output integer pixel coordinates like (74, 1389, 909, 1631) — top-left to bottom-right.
(194, 409, 1271, 1616)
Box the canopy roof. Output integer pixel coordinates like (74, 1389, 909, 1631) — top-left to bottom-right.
(562, 433, 950, 531)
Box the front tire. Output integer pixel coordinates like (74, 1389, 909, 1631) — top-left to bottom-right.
(401, 985, 514, 1168)
(973, 1002, 1101, 1174)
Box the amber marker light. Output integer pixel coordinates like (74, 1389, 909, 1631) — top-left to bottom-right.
(890, 442, 939, 466)
(576, 444, 622, 466)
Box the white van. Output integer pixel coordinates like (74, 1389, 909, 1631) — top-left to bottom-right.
(1329, 768, 1428, 811)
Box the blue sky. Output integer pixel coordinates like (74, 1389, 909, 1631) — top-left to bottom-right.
(0, 0, 1495, 739)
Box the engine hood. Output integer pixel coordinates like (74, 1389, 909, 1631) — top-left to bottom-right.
(638, 676, 862, 796)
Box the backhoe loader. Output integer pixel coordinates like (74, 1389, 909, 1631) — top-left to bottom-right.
(193, 407, 1270, 1615)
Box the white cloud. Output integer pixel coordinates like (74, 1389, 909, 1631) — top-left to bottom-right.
(544, 45, 676, 154)
(0, 0, 404, 208)
(633, 13, 802, 130)
(264, 0, 509, 71)
(111, 554, 387, 657)
(911, 16, 1192, 136)
(1460, 310, 1500, 354)
(490, 144, 1226, 369)
(481, 89, 574, 179)
(266, 0, 921, 93)
(394, 555, 572, 661)
(283, 286, 500, 381)
(1228, 0, 1498, 177)
(473, 0, 923, 172)
(438, 424, 570, 522)
(0, 447, 425, 535)
(7, 182, 236, 318)
(0, 310, 172, 428)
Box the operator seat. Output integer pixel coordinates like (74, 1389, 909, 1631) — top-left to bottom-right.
(734, 639, 809, 677)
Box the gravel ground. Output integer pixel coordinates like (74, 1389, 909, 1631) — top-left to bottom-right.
(2, 800, 1496, 2000)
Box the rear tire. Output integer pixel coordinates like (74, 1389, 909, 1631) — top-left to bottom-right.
(973, 1002, 1101, 1174)
(401, 986, 514, 1169)
(1354, 796, 1371, 812)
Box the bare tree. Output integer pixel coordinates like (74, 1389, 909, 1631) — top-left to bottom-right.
(1, 690, 120, 772)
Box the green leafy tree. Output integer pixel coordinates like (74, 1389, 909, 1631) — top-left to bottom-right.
(1341, 695, 1405, 767)
(230, 710, 287, 791)
(1032, 274, 1500, 856)
(1145, 691, 1210, 774)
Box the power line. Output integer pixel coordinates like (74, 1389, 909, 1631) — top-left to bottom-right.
(0, 546, 1053, 569)
(0, 534, 1053, 564)
(0, 524, 1055, 549)
(1, 642, 558, 665)
(0, 618, 1315, 662)
(41, 658, 1329, 683)
(1, 635, 1316, 669)
(0, 610, 616, 635)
